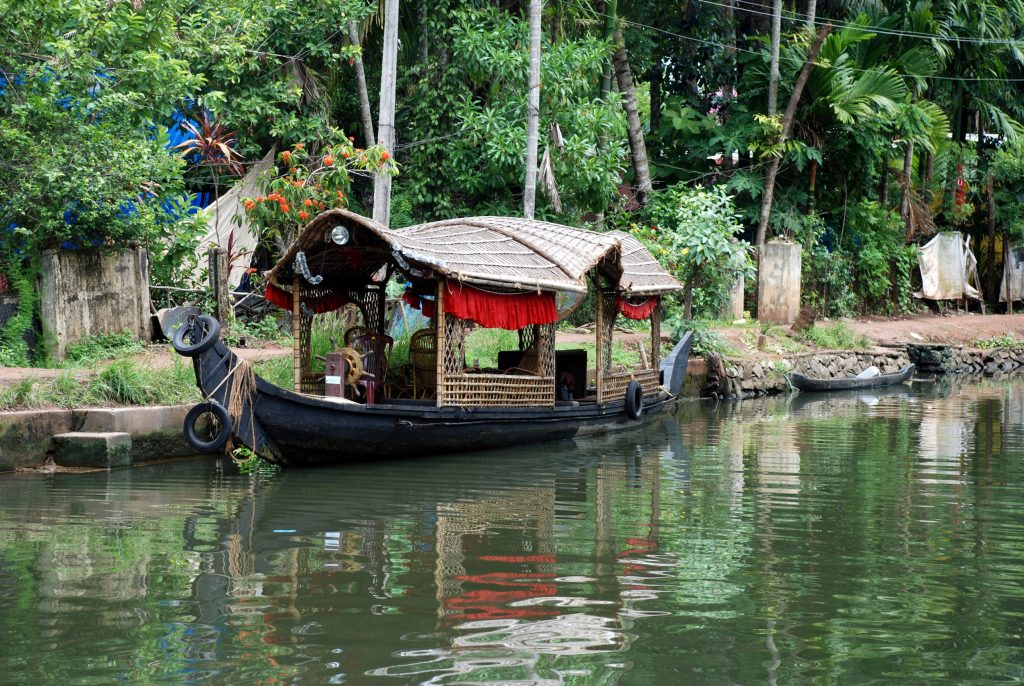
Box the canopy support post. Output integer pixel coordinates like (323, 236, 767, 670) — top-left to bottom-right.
(650, 302, 661, 371)
(435, 282, 446, 407)
(595, 289, 604, 404)
(292, 277, 301, 391)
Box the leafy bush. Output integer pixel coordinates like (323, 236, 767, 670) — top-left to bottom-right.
(802, 245, 857, 318)
(636, 184, 752, 320)
(847, 200, 916, 314)
(802, 322, 871, 350)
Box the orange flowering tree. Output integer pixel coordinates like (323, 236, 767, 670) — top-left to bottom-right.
(242, 137, 395, 252)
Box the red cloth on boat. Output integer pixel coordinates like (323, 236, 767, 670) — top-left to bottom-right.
(402, 289, 437, 318)
(444, 281, 557, 330)
(264, 282, 348, 314)
(616, 296, 658, 320)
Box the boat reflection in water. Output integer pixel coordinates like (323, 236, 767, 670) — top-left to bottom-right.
(4, 377, 1024, 684)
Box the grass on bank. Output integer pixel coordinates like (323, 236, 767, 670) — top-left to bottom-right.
(801, 322, 871, 350)
(0, 357, 201, 410)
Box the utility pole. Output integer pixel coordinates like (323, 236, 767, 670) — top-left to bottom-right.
(523, 0, 542, 219)
(372, 0, 399, 227)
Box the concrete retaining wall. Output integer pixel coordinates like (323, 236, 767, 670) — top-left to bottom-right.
(0, 404, 196, 472)
(38, 247, 152, 361)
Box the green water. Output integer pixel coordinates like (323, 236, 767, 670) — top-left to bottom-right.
(1, 378, 1023, 684)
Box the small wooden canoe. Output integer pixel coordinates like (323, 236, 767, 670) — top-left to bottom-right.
(789, 363, 916, 393)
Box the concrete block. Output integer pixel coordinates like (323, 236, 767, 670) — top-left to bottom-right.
(53, 432, 133, 469)
(758, 242, 802, 325)
(72, 405, 194, 461)
(38, 247, 152, 361)
(0, 409, 74, 471)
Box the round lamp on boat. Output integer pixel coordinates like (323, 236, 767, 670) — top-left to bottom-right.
(330, 225, 350, 245)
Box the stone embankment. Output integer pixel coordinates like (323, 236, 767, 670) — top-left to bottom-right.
(698, 343, 1024, 398)
(908, 344, 1024, 375)
(702, 348, 910, 398)
(0, 405, 196, 472)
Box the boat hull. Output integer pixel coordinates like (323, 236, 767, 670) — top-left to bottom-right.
(185, 333, 690, 467)
(789, 363, 916, 393)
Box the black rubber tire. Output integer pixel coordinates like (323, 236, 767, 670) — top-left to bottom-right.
(183, 400, 233, 453)
(625, 379, 644, 420)
(172, 315, 221, 357)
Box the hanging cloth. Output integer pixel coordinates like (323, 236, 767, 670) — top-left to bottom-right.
(264, 282, 348, 314)
(402, 289, 437, 318)
(616, 296, 658, 320)
(444, 281, 557, 330)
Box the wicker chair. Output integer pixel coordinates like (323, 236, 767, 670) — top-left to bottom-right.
(410, 328, 438, 399)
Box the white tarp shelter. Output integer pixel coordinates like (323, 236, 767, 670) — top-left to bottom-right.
(194, 148, 275, 289)
(914, 231, 982, 301)
(1000, 245, 1024, 303)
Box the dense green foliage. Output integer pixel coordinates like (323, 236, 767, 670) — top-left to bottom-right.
(4, 0, 1024, 348)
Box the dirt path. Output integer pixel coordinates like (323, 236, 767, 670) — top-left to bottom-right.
(847, 313, 1024, 346)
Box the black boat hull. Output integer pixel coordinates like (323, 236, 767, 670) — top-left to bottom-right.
(186, 332, 692, 466)
(789, 363, 916, 393)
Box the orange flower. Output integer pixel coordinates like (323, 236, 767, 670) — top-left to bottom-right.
(348, 136, 355, 142)
(323, 155, 334, 167)
(299, 210, 309, 220)
(243, 199, 256, 211)
(281, 150, 292, 164)
(336, 190, 345, 200)
(293, 142, 304, 150)
(268, 192, 279, 201)
(303, 198, 313, 207)
(289, 167, 297, 174)
(341, 150, 350, 159)
(381, 150, 390, 161)
(256, 196, 265, 202)
(279, 203, 290, 213)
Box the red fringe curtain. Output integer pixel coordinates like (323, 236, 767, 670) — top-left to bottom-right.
(616, 296, 658, 320)
(264, 282, 348, 314)
(444, 281, 557, 330)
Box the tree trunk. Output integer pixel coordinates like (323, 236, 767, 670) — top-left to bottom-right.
(523, 0, 542, 219)
(683, 282, 694, 321)
(649, 58, 663, 134)
(767, 0, 782, 117)
(880, 160, 889, 208)
(600, 0, 618, 98)
(805, 0, 817, 30)
(613, 29, 653, 206)
(900, 139, 914, 226)
(988, 172, 997, 301)
(755, 23, 831, 247)
(720, 0, 736, 176)
(348, 22, 376, 148)
(372, 0, 399, 227)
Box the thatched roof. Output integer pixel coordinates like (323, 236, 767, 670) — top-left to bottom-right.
(266, 209, 680, 296)
(608, 231, 683, 295)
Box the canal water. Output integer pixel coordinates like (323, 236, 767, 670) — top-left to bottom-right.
(1, 378, 1023, 684)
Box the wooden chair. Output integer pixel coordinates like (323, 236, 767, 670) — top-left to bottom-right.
(352, 333, 393, 404)
(409, 328, 438, 399)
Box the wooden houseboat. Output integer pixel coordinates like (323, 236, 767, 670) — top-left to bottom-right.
(173, 210, 691, 466)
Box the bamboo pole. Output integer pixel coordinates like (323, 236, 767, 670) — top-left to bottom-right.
(435, 282, 446, 407)
(292, 277, 301, 391)
(651, 303, 660, 370)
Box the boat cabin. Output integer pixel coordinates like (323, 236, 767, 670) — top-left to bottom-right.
(262, 210, 681, 409)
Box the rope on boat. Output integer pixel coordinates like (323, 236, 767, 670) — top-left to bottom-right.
(201, 353, 258, 453)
